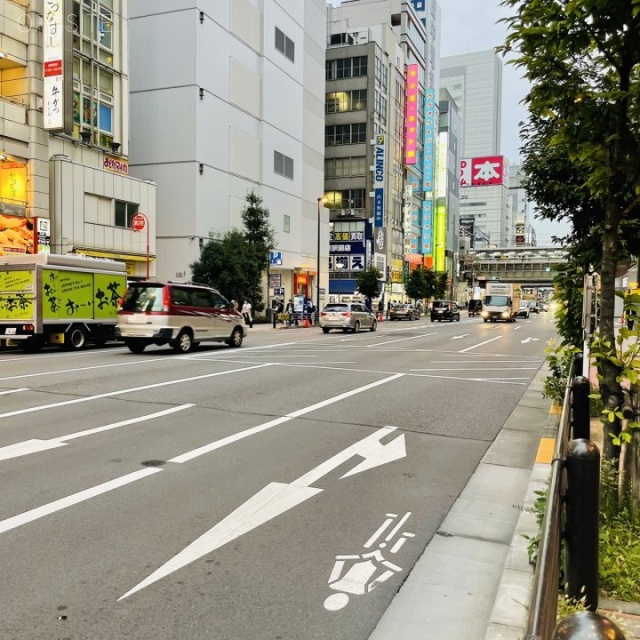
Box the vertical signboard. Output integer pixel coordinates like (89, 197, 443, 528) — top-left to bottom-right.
(436, 134, 448, 199)
(435, 204, 446, 272)
(404, 64, 419, 165)
(373, 135, 385, 227)
(43, 0, 72, 131)
(421, 200, 433, 256)
(422, 88, 436, 192)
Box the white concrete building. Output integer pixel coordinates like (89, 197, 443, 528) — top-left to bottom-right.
(439, 50, 502, 158)
(0, 0, 156, 277)
(128, 0, 327, 307)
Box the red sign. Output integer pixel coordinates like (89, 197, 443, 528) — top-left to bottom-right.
(44, 60, 62, 77)
(471, 156, 504, 186)
(131, 214, 146, 231)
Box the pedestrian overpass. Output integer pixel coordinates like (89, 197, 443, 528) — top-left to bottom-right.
(461, 247, 567, 286)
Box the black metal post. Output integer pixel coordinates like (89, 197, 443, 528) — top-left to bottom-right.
(573, 352, 584, 378)
(565, 438, 600, 611)
(571, 376, 591, 440)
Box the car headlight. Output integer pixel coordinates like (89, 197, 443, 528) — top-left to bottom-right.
(502, 312, 509, 318)
(481, 311, 488, 317)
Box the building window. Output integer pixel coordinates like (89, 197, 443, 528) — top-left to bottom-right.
(274, 151, 294, 179)
(275, 27, 295, 62)
(115, 200, 139, 228)
(284, 214, 291, 233)
(71, 0, 118, 149)
(325, 56, 368, 80)
(325, 89, 367, 113)
(325, 189, 366, 210)
(325, 156, 366, 178)
(325, 123, 367, 146)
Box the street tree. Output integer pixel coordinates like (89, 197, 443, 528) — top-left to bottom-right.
(435, 273, 448, 299)
(241, 191, 275, 313)
(356, 266, 382, 307)
(500, 0, 640, 423)
(405, 266, 428, 302)
(191, 230, 249, 304)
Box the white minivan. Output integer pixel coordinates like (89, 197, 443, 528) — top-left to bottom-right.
(116, 281, 247, 353)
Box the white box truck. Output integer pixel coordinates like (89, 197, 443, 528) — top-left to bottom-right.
(0, 253, 127, 351)
(481, 282, 522, 322)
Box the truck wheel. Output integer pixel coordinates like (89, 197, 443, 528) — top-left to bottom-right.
(172, 330, 194, 353)
(227, 327, 243, 348)
(66, 326, 87, 350)
(125, 339, 147, 354)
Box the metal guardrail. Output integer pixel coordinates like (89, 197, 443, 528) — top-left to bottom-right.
(526, 360, 626, 640)
(525, 364, 574, 640)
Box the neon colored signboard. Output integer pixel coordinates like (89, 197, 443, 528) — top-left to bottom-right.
(422, 88, 436, 192)
(404, 64, 419, 165)
(373, 134, 385, 227)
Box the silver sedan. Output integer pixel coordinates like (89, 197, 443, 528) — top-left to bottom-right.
(319, 302, 378, 333)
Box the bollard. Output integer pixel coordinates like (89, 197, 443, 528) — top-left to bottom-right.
(573, 352, 584, 378)
(552, 612, 626, 640)
(571, 376, 591, 440)
(565, 438, 600, 611)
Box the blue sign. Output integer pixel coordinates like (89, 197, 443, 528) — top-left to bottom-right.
(270, 251, 283, 265)
(422, 200, 433, 255)
(374, 189, 384, 227)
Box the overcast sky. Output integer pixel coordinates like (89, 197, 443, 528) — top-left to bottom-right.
(329, 0, 569, 245)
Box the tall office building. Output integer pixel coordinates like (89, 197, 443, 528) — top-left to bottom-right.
(128, 0, 326, 307)
(327, 0, 445, 300)
(440, 50, 501, 157)
(441, 50, 509, 248)
(0, 0, 155, 277)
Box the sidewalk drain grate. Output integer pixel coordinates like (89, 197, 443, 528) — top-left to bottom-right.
(141, 459, 166, 467)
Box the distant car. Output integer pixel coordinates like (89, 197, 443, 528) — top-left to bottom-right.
(468, 299, 483, 317)
(529, 303, 540, 314)
(517, 301, 530, 318)
(541, 302, 549, 312)
(389, 304, 420, 321)
(319, 302, 377, 333)
(430, 300, 461, 322)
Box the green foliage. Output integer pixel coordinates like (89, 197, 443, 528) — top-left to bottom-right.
(556, 592, 589, 621)
(355, 266, 382, 301)
(435, 272, 448, 299)
(599, 519, 640, 601)
(405, 266, 428, 302)
(190, 190, 274, 312)
(542, 339, 581, 405)
(551, 262, 588, 348)
(520, 488, 548, 565)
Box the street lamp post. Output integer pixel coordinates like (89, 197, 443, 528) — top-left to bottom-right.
(316, 196, 327, 323)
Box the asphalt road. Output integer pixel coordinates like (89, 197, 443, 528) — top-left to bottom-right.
(0, 311, 558, 640)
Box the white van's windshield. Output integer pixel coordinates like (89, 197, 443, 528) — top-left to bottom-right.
(484, 295, 509, 306)
(120, 285, 164, 312)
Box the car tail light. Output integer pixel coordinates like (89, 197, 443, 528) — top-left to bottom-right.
(320, 312, 327, 317)
(341, 312, 351, 317)
(23, 324, 34, 332)
(162, 287, 170, 312)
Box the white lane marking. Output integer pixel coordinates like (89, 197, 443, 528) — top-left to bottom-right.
(459, 336, 503, 353)
(450, 335, 468, 340)
(0, 439, 67, 461)
(0, 357, 177, 383)
(0, 364, 272, 420)
(409, 367, 538, 371)
(0, 405, 194, 462)
(0, 468, 162, 535)
(367, 333, 437, 347)
(521, 337, 540, 344)
(0, 388, 29, 396)
(121, 427, 406, 600)
(169, 374, 404, 464)
(0, 348, 128, 363)
(514, 326, 522, 331)
(431, 360, 543, 364)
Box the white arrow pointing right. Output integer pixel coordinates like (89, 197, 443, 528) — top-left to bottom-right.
(521, 337, 540, 344)
(450, 334, 469, 340)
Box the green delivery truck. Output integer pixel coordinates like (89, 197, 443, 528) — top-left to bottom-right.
(0, 253, 127, 351)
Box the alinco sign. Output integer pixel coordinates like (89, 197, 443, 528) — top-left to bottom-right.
(373, 134, 385, 228)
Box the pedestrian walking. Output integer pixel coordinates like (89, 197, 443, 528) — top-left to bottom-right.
(286, 298, 296, 326)
(241, 301, 253, 328)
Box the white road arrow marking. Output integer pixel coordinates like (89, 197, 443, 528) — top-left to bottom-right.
(450, 335, 468, 340)
(521, 337, 540, 344)
(119, 427, 406, 601)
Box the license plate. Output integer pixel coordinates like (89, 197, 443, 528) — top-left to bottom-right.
(128, 314, 147, 323)
(4, 328, 16, 335)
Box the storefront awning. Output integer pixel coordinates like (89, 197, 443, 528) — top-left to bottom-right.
(74, 248, 155, 262)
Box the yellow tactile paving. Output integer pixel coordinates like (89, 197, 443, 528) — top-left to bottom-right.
(535, 437, 556, 464)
